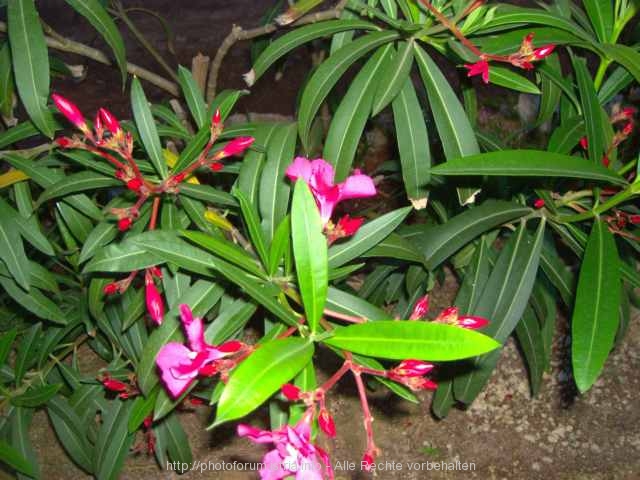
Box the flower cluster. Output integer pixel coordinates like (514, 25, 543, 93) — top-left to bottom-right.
(580, 106, 635, 167)
(156, 304, 251, 398)
(52, 94, 255, 326)
(464, 33, 555, 84)
(285, 157, 376, 244)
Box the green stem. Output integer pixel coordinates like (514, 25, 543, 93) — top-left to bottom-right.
(557, 187, 636, 223)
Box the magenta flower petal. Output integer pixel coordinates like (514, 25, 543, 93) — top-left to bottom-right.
(308, 159, 336, 190)
(156, 342, 198, 397)
(339, 173, 377, 201)
(179, 304, 207, 351)
(260, 449, 288, 480)
(237, 424, 279, 444)
(285, 157, 314, 183)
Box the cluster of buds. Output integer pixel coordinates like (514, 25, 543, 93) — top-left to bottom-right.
(608, 210, 640, 230)
(99, 373, 139, 400)
(408, 295, 490, 330)
(103, 267, 165, 325)
(132, 415, 156, 455)
(51, 94, 254, 233)
(579, 106, 635, 167)
(387, 359, 438, 391)
(465, 33, 555, 84)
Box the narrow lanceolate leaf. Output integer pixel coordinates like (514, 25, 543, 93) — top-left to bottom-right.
(64, 0, 127, 84)
(582, 0, 613, 43)
(78, 222, 118, 264)
(131, 77, 167, 178)
(37, 171, 119, 204)
(291, 181, 327, 334)
(8, 0, 55, 137)
(237, 123, 279, 205)
(234, 188, 269, 269)
(0, 328, 17, 366)
(372, 40, 414, 116)
(414, 44, 480, 205)
(47, 396, 94, 473)
(83, 240, 163, 273)
(548, 117, 585, 154)
(415, 200, 531, 270)
(392, 77, 430, 206)
(10, 408, 40, 479)
(0, 439, 35, 478)
(259, 123, 297, 243)
(0, 199, 30, 290)
(599, 44, 640, 84)
(454, 220, 546, 404)
(11, 383, 61, 407)
(573, 57, 604, 164)
(248, 19, 378, 84)
(328, 206, 411, 269)
(489, 66, 541, 94)
(94, 400, 135, 480)
(431, 149, 627, 185)
(298, 30, 399, 150)
(324, 44, 391, 181)
(323, 321, 500, 360)
(213, 338, 314, 426)
(515, 306, 546, 396)
(326, 286, 389, 321)
(572, 220, 620, 393)
(178, 65, 207, 128)
(0, 43, 15, 118)
(536, 54, 562, 125)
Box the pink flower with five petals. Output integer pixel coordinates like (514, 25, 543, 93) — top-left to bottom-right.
(285, 157, 376, 225)
(156, 304, 242, 398)
(238, 410, 333, 480)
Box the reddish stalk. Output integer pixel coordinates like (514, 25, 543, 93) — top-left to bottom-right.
(149, 197, 161, 230)
(352, 369, 378, 456)
(323, 308, 366, 324)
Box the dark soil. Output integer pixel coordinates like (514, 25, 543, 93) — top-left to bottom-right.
(8, 2, 640, 479)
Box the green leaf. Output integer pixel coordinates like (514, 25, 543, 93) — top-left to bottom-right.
(248, 19, 378, 83)
(414, 44, 480, 205)
(291, 181, 327, 333)
(131, 77, 167, 178)
(324, 44, 391, 181)
(362, 232, 424, 263)
(0, 122, 41, 149)
(548, 117, 585, 154)
(571, 220, 620, 393)
(178, 65, 207, 128)
(181, 230, 264, 277)
(268, 215, 291, 276)
(237, 123, 279, 205)
(431, 149, 627, 185)
(84, 239, 163, 273)
(582, 0, 613, 42)
(324, 321, 500, 360)
(0, 42, 14, 117)
(47, 396, 93, 473)
(392, 77, 430, 205)
(234, 188, 269, 269)
(536, 54, 562, 125)
(10, 407, 40, 479)
(298, 30, 399, 149)
(599, 44, 640, 84)
(328, 206, 411, 268)
(213, 338, 314, 426)
(489, 66, 540, 94)
(597, 65, 634, 104)
(8, 0, 54, 137)
(154, 414, 192, 464)
(79, 222, 118, 264)
(128, 391, 158, 433)
(515, 306, 546, 396)
(94, 400, 134, 480)
(573, 57, 604, 164)
(0, 198, 30, 290)
(64, 0, 127, 84)
(178, 183, 236, 207)
(37, 171, 119, 204)
(259, 123, 296, 242)
(540, 238, 575, 306)
(372, 40, 414, 116)
(454, 220, 545, 403)
(417, 200, 531, 270)
(11, 383, 61, 407)
(326, 286, 389, 320)
(0, 439, 35, 478)
(0, 328, 17, 366)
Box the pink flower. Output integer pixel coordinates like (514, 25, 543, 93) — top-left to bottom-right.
(433, 306, 489, 330)
(464, 60, 490, 84)
(237, 410, 333, 480)
(391, 360, 434, 377)
(52, 94, 87, 130)
(156, 304, 242, 398)
(335, 215, 363, 237)
(285, 157, 376, 225)
(222, 136, 254, 156)
(409, 295, 429, 320)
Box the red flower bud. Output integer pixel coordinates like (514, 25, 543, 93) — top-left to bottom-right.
(189, 396, 205, 406)
(218, 340, 243, 353)
(115, 169, 125, 180)
(143, 416, 153, 429)
(622, 122, 633, 136)
(457, 315, 490, 329)
(579, 136, 588, 150)
(318, 408, 336, 438)
(281, 383, 301, 401)
(126, 178, 143, 191)
(409, 295, 429, 320)
(148, 266, 163, 278)
(629, 215, 640, 225)
(54, 137, 73, 148)
(393, 360, 435, 377)
(198, 363, 219, 376)
(622, 107, 636, 119)
(222, 136, 254, 156)
(210, 162, 223, 172)
(602, 155, 610, 168)
(52, 94, 87, 129)
(99, 108, 121, 135)
(212, 108, 221, 125)
(533, 44, 555, 59)
(145, 271, 164, 325)
(406, 376, 438, 391)
(336, 215, 364, 237)
(103, 282, 119, 295)
(362, 453, 375, 471)
(102, 377, 128, 392)
(533, 198, 545, 209)
(172, 172, 187, 183)
(118, 217, 132, 231)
